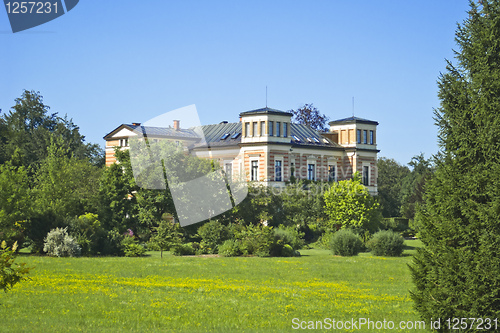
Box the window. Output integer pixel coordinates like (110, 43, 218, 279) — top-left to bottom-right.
(251, 160, 259, 181)
(245, 123, 249, 137)
(275, 160, 282, 181)
(363, 166, 369, 186)
(253, 122, 258, 137)
(291, 162, 295, 178)
(120, 138, 129, 147)
(261, 121, 266, 136)
(283, 123, 288, 137)
(307, 164, 315, 181)
(292, 135, 301, 142)
(357, 129, 361, 144)
(220, 133, 230, 140)
(269, 121, 274, 136)
(231, 132, 241, 139)
(363, 130, 368, 144)
(276, 122, 281, 137)
(328, 165, 335, 182)
(370, 130, 374, 145)
(312, 137, 320, 143)
(225, 163, 232, 180)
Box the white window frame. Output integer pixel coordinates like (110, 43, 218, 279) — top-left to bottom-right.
(307, 163, 316, 181)
(250, 158, 259, 181)
(274, 158, 283, 182)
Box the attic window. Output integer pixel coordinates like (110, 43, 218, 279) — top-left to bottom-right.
(322, 138, 330, 144)
(220, 133, 230, 140)
(292, 135, 301, 142)
(312, 137, 320, 143)
(306, 138, 313, 143)
(231, 133, 241, 139)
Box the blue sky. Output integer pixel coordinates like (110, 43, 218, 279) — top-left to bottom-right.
(1, 0, 470, 165)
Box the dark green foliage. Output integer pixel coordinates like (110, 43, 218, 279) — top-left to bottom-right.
(218, 239, 242, 257)
(233, 224, 275, 257)
(367, 230, 404, 257)
(410, 1, 500, 325)
(399, 154, 433, 219)
(329, 229, 363, 256)
(121, 236, 146, 257)
(67, 213, 107, 256)
(0, 241, 31, 292)
(273, 226, 304, 250)
(149, 220, 183, 258)
(377, 157, 410, 218)
(380, 217, 410, 233)
(171, 243, 196, 256)
(0, 90, 103, 168)
(197, 220, 229, 254)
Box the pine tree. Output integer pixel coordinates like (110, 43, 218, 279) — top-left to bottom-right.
(410, 0, 500, 326)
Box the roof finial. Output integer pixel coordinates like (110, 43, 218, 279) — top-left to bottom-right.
(266, 86, 268, 108)
(352, 96, 355, 118)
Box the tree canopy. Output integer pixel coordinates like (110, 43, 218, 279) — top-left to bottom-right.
(289, 103, 329, 131)
(410, 0, 500, 323)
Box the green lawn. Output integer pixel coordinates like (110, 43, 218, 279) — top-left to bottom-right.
(1, 240, 426, 332)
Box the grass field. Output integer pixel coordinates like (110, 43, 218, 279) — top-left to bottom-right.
(1, 240, 427, 332)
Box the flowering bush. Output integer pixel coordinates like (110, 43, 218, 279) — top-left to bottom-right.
(43, 227, 81, 257)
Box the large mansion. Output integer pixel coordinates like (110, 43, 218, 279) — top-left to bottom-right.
(104, 107, 379, 194)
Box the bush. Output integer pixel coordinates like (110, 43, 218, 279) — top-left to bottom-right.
(67, 213, 106, 256)
(367, 230, 405, 257)
(329, 229, 363, 256)
(281, 244, 295, 257)
(43, 227, 81, 257)
(218, 239, 242, 257)
(121, 236, 146, 257)
(1, 241, 31, 292)
(273, 226, 304, 250)
(172, 243, 196, 256)
(197, 220, 229, 254)
(235, 224, 274, 257)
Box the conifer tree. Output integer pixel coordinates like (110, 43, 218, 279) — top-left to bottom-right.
(410, 0, 500, 326)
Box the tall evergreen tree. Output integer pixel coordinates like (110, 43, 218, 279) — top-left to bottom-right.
(410, 0, 500, 326)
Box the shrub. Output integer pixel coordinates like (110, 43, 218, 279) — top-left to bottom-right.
(172, 243, 196, 256)
(235, 224, 274, 257)
(273, 226, 304, 250)
(43, 227, 81, 257)
(67, 213, 106, 256)
(329, 229, 363, 256)
(121, 236, 146, 257)
(281, 244, 295, 257)
(367, 230, 405, 257)
(218, 239, 242, 257)
(1, 241, 31, 292)
(317, 230, 335, 249)
(197, 220, 229, 254)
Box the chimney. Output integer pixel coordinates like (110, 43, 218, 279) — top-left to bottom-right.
(132, 122, 141, 126)
(173, 120, 180, 131)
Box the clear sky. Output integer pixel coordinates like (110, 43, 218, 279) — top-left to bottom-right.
(1, 0, 471, 165)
